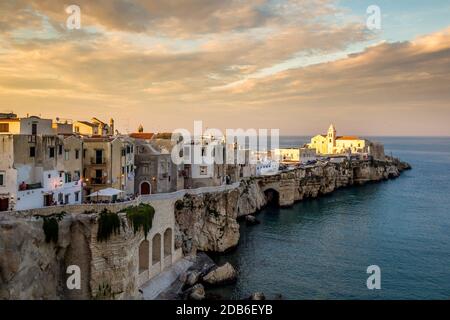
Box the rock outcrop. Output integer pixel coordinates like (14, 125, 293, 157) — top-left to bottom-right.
(174, 191, 240, 255)
(202, 262, 237, 286)
(0, 158, 410, 300)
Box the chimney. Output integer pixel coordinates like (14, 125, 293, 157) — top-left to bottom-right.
(109, 118, 115, 135)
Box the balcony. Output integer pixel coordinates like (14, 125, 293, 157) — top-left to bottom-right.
(18, 182, 42, 191)
(88, 177, 107, 185)
(90, 157, 106, 165)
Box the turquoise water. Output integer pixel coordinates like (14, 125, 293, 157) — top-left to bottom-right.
(212, 137, 450, 300)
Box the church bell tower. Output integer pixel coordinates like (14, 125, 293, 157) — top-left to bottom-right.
(327, 124, 336, 154)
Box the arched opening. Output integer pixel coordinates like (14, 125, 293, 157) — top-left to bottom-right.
(138, 240, 149, 273)
(264, 188, 280, 207)
(164, 228, 172, 257)
(140, 181, 151, 195)
(152, 233, 161, 265)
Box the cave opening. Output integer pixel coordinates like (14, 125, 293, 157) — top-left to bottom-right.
(264, 189, 280, 207)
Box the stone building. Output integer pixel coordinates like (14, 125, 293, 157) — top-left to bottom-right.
(308, 124, 385, 160)
(0, 114, 54, 135)
(133, 139, 174, 195)
(74, 117, 115, 136)
(82, 135, 135, 198)
(0, 134, 83, 211)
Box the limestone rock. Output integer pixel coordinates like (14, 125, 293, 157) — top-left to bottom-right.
(245, 215, 260, 226)
(203, 262, 237, 285)
(185, 271, 201, 287)
(188, 284, 205, 301)
(249, 292, 266, 300)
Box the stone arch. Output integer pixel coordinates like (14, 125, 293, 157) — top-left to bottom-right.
(164, 228, 172, 257)
(138, 240, 149, 273)
(140, 181, 151, 195)
(152, 233, 161, 265)
(264, 188, 280, 206)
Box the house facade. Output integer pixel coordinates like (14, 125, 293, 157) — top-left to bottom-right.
(82, 136, 135, 198)
(0, 134, 83, 211)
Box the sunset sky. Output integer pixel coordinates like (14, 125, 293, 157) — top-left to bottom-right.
(0, 0, 449, 136)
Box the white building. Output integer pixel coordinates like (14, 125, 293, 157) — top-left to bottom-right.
(0, 134, 83, 212)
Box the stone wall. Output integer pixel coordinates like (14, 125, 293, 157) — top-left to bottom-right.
(0, 158, 410, 299)
(0, 197, 180, 300)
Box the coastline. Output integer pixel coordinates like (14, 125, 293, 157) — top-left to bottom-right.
(0, 157, 411, 299)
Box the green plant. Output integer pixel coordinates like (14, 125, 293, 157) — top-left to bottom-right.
(122, 203, 155, 239)
(97, 209, 121, 242)
(39, 212, 66, 244)
(175, 200, 184, 210)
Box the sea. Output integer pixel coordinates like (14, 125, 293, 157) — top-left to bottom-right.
(211, 137, 450, 300)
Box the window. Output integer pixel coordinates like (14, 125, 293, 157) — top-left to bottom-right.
(200, 166, 208, 175)
(121, 148, 126, 156)
(29, 146, 36, 158)
(0, 123, 9, 133)
(0, 172, 5, 186)
(58, 145, 63, 155)
(64, 172, 72, 183)
(75, 191, 80, 202)
(83, 149, 87, 158)
(75, 126, 80, 133)
(31, 123, 37, 135)
(58, 193, 63, 204)
(75, 149, 80, 159)
(74, 171, 80, 181)
(64, 150, 70, 161)
(49, 147, 55, 158)
(64, 194, 69, 205)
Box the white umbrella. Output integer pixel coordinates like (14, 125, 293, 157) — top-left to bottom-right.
(87, 187, 124, 198)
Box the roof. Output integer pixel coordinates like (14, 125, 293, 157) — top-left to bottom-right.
(336, 136, 361, 141)
(129, 132, 154, 140)
(76, 121, 98, 127)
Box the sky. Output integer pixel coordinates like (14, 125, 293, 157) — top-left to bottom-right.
(0, 0, 449, 136)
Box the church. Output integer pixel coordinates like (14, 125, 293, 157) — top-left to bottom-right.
(308, 124, 372, 156)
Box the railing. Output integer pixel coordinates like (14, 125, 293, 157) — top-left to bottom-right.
(139, 182, 241, 201)
(89, 177, 107, 185)
(90, 157, 106, 165)
(18, 183, 42, 191)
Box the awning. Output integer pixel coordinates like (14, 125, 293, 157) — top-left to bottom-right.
(87, 188, 124, 198)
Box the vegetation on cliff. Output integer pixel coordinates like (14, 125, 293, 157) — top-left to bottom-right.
(122, 203, 155, 239)
(97, 209, 121, 242)
(39, 212, 66, 244)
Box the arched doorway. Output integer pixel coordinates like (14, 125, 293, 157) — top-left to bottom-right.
(152, 233, 161, 265)
(140, 181, 151, 195)
(164, 228, 172, 258)
(138, 240, 149, 273)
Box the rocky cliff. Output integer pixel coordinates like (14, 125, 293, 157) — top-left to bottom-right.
(174, 158, 411, 254)
(0, 158, 410, 299)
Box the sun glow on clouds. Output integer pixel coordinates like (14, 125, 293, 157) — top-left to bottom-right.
(0, 0, 449, 135)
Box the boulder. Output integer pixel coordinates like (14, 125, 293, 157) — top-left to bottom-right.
(185, 271, 201, 287)
(188, 284, 205, 301)
(245, 215, 260, 226)
(249, 292, 266, 300)
(203, 262, 237, 285)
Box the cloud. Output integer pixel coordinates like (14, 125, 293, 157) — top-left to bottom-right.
(0, 1, 448, 135)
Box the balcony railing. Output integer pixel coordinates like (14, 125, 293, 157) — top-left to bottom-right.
(18, 182, 43, 191)
(90, 157, 106, 165)
(89, 177, 107, 185)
